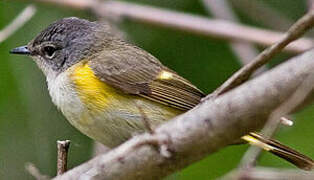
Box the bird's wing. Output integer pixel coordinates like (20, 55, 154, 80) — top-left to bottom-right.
(89, 45, 205, 111)
(242, 132, 314, 170)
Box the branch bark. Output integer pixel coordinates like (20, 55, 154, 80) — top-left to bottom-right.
(0, 5, 36, 43)
(201, 0, 260, 66)
(240, 68, 314, 167)
(220, 167, 314, 180)
(210, 10, 314, 98)
(25, 163, 50, 180)
(201, 0, 266, 78)
(53, 49, 314, 180)
(57, 140, 70, 175)
(230, 0, 293, 31)
(308, 0, 314, 12)
(25, 0, 313, 53)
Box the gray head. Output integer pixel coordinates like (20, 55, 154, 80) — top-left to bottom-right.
(10, 17, 118, 77)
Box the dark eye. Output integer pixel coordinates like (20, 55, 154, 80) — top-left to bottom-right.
(43, 45, 56, 59)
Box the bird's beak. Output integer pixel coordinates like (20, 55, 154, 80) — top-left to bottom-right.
(10, 46, 30, 55)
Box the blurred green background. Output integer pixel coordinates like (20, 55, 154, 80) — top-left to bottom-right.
(1, 0, 313, 179)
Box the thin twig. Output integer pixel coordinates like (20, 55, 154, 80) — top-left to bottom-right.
(57, 140, 70, 175)
(201, 0, 263, 74)
(220, 167, 314, 180)
(31, 0, 95, 10)
(240, 70, 314, 168)
(280, 116, 293, 126)
(230, 0, 293, 31)
(0, 5, 36, 43)
(202, 0, 293, 136)
(25, 163, 50, 180)
(24, 0, 313, 53)
(95, 1, 313, 54)
(209, 10, 314, 99)
(202, 1, 295, 161)
(231, 0, 314, 37)
(264, 71, 314, 136)
(308, 0, 314, 12)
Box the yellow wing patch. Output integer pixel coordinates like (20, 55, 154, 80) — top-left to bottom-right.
(157, 70, 173, 80)
(241, 134, 273, 151)
(70, 62, 116, 110)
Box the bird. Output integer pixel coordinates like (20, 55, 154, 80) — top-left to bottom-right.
(10, 17, 314, 170)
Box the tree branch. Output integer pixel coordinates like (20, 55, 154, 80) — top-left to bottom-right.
(308, 0, 314, 12)
(24, 0, 313, 53)
(0, 5, 36, 43)
(220, 167, 314, 180)
(25, 163, 50, 180)
(202, 2, 275, 166)
(30, 0, 94, 10)
(53, 49, 314, 179)
(57, 140, 70, 175)
(240, 68, 314, 167)
(230, 0, 293, 31)
(210, 10, 314, 98)
(201, 0, 260, 65)
(201, 0, 265, 77)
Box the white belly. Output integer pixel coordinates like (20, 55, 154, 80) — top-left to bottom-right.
(47, 71, 85, 127)
(47, 71, 122, 146)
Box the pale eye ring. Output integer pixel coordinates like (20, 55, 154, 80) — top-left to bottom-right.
(43, 45, 56, 59)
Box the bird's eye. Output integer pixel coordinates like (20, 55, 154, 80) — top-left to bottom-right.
(43, 45, 56, 59)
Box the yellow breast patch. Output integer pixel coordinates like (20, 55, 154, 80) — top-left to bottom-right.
(69, 62, 182, 126)
(70, 62, 116, 110)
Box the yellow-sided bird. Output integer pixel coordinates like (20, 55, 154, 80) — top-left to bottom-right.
(10, 17, 314, 170)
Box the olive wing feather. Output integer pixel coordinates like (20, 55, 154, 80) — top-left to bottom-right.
(90, 45, 205, 111)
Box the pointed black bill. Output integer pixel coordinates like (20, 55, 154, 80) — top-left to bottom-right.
(10, 46, 30, 55)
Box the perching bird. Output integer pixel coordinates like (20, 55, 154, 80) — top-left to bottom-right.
(10, 17, 314, 170)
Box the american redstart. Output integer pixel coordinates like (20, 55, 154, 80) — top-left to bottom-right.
(10, 17, 314, 170)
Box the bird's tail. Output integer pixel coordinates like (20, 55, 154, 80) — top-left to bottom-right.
(242, 132, 314, 170)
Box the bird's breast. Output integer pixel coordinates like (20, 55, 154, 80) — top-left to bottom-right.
(46, 61, 181, 147)
(70, 61, 115, 111)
